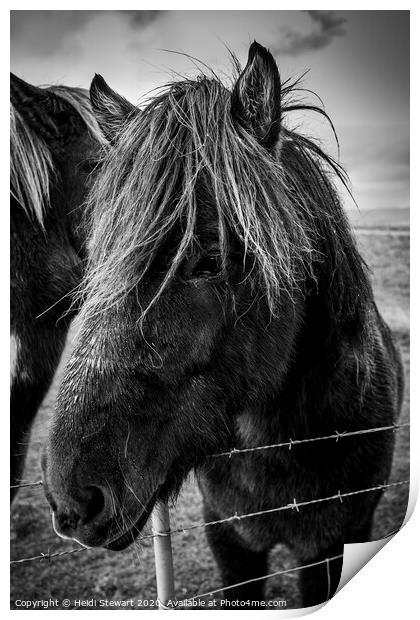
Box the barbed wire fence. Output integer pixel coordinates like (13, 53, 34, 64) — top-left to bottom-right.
(11, 421, 410, 608)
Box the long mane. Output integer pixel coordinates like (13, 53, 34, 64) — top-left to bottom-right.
(83, 68, 372, 347)
(10, 84, 102, 226)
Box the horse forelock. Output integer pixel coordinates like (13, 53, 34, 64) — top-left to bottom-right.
(82, 72, 372, 338)
(10, 84, 103, 227)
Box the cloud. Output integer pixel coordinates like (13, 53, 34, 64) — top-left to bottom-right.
(276, 10, 347, 56)
(10, 10, 163, 59)
(122, 10, 161, 26)
(11, 11, 96, 58)
(10, 11, 408, 211)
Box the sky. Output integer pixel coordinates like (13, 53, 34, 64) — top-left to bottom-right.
(10, 10, 409, 212)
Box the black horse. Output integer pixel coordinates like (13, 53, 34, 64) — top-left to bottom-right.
(42, 43, 404, 607)
(10, 74, 102, 499)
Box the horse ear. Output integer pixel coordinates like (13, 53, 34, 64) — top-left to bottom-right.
(231, 42, 281, 149)
(10, 73, 63, 140)
(11, 73, 43, 102)
(90, 74, 136, 144)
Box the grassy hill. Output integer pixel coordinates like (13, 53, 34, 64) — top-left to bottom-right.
(347, 207, 409, 230)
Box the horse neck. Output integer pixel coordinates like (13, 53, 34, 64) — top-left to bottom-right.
(237, 288, 370, 450)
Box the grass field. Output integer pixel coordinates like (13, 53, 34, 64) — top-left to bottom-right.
(10, 228, 410, 610)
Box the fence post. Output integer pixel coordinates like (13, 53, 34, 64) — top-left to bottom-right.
(152, 501, 175, 609)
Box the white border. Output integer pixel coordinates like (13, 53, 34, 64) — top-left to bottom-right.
(3, 4, 417, 618)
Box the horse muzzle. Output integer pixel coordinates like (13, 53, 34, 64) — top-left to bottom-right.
(42, 458, 160, 550)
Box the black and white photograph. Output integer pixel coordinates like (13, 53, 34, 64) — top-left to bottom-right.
(10, 9, 410, 613)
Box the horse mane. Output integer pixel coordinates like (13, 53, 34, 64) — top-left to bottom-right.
(83, 68, 372, 349)
(10, 84, 103, 227)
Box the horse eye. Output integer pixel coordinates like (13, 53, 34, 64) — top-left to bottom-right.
(191, 255, 221, 278)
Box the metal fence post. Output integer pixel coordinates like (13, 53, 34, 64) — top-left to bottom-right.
(152, 501, 175, 609)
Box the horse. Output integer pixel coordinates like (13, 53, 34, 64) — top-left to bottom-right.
(10, 74, 103, 500)
(42, 43, 404, 607)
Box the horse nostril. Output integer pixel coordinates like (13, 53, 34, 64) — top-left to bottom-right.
(84, 486, 106, 523)
(56, 509, 80, 534)
(53, 486, 107, 538)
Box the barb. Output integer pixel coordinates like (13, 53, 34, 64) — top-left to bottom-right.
(181, 554, 344, 602)
(209, 423, 410, 458)
(10, 545, 87, 566)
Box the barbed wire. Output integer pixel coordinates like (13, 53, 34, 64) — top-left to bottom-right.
(144, 480, 409, 541)
(10, 546, 87, 565)
(10, 421, 409, 568)
(180, 553, 344, 603)
(10, 422, 410, 492)
(208, 422, 410, 458)
(11, 478, 407, 566)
